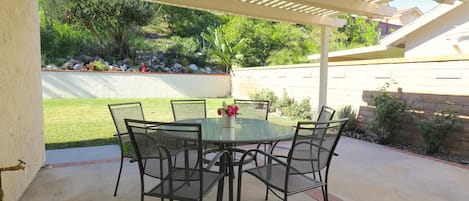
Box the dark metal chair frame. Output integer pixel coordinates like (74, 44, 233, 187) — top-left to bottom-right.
(170, 99, 207, 121)
(237, 118, 348, 201)
(108, 102, 145, 197)
(125, 119, 232, 201)
(317, 106, 336, 122)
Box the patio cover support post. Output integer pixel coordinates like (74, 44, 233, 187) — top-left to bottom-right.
(319, 26, 330, 111)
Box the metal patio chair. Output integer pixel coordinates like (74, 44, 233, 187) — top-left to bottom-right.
(234, 99, 270, 120)
(237, 118, 348, 201)
(108, 102, 145, 196)
(171, 99, 207, 121)
(234, 99, 271, 165)
(125, 119, 230, 201)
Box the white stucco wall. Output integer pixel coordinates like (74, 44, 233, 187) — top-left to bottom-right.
(405, 3, 469, 57)
(232, 60, 469, 112)
(0, 1, 44, 201)
(42, 72, 231, 98)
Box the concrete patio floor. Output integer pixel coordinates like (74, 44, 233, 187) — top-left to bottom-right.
(20, 137, 469, 201)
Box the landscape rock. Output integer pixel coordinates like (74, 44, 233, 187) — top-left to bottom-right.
(188, 64, 198, 71)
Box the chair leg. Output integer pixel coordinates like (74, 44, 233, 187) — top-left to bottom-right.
(236, 171, 242, 201)
(140, 175, 145, 201)
(323, 185, 329, 201)
(113, 155, 124, 196)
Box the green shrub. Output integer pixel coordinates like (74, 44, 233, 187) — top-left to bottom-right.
(93, 61, 107, 71)
(165, 36, 208, 67)
(40, 23, 94, 65)
(294, 98, 312, 120)
(249, 88, 311, 120)
(370, 91, 411, 144)
(275, 89, 294, 112)
(249, 89, 278, 112)
(419, 103, 460, 154)
(337, 105, 358, 131)
(280, 98, 312, 120)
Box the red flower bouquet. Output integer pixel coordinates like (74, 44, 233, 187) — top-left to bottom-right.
(217, 102, 239, 117)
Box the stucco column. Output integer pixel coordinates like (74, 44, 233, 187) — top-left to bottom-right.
(0, 0, 44, 200)
(319, 26, 330, 111)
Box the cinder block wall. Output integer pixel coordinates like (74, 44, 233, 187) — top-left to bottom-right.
(233, 58, 469, 111)
(0, 1, 44, 200)
(232, 58, 469, 157)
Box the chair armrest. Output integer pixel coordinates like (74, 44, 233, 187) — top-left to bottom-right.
(293, 141, 339, 156)
(239, 149, 290, 168)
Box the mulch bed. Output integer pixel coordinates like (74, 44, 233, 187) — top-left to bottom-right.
(343, 130, 469, 165)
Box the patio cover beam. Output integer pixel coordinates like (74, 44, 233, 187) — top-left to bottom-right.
(147, 0, 346, 27)
(288, 0, 396, 18)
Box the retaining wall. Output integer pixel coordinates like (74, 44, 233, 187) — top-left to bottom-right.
(42, 71, 231, 99)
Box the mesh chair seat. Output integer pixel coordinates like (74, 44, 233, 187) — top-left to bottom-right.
(146, 169, 224, 200)
(244, 164, 325, 195)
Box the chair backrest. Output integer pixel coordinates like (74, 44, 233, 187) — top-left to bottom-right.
(234, 99, 270, 120)
(171, 99, 207, 121)
(317, 105, 336, 121)
(288, 118, 348, 175)
(125, 119, 204, 199)
(108, 102, 145, 135)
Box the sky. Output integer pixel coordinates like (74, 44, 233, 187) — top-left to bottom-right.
(389, 0, 439, 13)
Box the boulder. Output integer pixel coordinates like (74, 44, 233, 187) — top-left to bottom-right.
(188, 64, 199, 71)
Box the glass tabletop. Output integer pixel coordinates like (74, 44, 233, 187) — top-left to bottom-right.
(172, 118, 294, 144)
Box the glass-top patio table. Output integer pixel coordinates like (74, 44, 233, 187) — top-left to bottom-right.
(174, 117, 294, 144)
(169, 117, 295, 201)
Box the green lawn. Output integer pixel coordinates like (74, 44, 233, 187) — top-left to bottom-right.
(44, 98, 296, 149)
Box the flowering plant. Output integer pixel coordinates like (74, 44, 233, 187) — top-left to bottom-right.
(217, 102, 239, 117)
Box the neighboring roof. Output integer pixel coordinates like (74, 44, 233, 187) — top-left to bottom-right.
(147, 0, 396, 28)
(394, 7, 423, 17)
(380, 1, 464, 47)
(308, 1, 465, 61)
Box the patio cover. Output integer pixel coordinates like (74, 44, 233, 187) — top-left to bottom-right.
(147, 0, 397, 108)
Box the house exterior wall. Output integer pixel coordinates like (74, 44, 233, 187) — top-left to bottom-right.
(232, 59, 469, 157)
(42, 72, 230, 99)
(405, 3, 469, 57)
(0, 1, 44, 201)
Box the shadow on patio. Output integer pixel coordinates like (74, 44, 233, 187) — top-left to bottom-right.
(20, 137, 469, 201)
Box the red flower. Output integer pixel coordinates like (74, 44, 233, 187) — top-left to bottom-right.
(217, 104, 239, 117)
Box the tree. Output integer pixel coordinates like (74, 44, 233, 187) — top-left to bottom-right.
(201, 27, 245, 73)
(336, 14, 380, 48)
(64, 0, 155, 59)
(160, 6, 223, 37)
(220, 16, 320, 67)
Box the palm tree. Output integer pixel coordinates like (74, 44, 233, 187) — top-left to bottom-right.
(201, 27, 244, 73)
